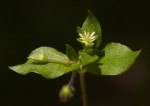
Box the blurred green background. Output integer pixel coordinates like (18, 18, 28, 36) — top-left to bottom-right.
(0, 0, 149, 106)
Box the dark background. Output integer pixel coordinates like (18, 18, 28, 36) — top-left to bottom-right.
(0, 0, 149, 106)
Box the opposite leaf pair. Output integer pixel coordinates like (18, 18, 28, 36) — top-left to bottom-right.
(9, 11, 140, 79)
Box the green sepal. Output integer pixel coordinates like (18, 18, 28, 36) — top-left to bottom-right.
(98, 43, 141, 75)
(76, 27, 95, 47)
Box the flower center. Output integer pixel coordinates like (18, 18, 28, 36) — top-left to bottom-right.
(79, 31, 96, 45)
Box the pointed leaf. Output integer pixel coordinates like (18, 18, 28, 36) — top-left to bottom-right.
(66, 44, 80, 70)
(98, 43, 141, 75)
(9, 60, 73, 79)
(9, 47, 76, 79)
(82, 10, 102, 47)
(66, 44, 78, 61)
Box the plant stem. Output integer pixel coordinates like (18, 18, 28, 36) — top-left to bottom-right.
(68, 71, 77, 87)
(80, 73, 88, 106)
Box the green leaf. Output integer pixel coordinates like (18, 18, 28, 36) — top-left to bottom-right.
(82, 10, 102, 47)
(9, 47, 76, 79)
(28, 47, 71, 65)
(66, 44, 80, 70)
(98, 43, 141, 75)
(9, 60, 73, 79)
(66, 44, 78, 61)
(77, 27, 84, 36)
(79, 51, 99, 66)
(85, 62, 101, 75)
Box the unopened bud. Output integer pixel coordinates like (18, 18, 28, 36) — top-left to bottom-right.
(59, 85, 74, 102)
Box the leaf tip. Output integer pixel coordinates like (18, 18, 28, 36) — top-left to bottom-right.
(87, 9, 93, 15)
(137, 49, 142, 54)
(8, 65, 28, 75)
(8, 65, 18, 72)
(8, 66, 14, 71)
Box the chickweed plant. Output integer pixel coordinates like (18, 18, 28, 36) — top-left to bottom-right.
(9, 11, 141, 106)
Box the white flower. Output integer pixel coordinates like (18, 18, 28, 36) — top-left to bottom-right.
(78, 31, 96, 45)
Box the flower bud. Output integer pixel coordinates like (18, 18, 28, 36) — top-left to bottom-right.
(59, 85, 74, 102)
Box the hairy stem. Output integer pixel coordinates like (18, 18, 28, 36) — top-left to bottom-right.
(80, 73, 88, 106)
